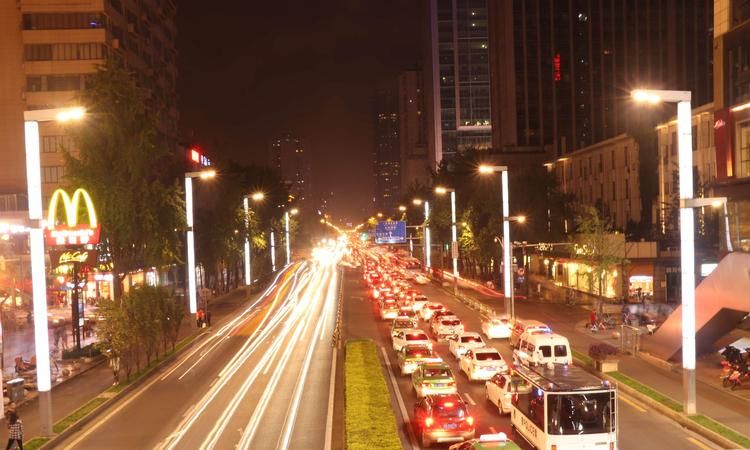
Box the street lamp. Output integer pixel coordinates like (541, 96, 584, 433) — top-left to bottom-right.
(633, 88, 696, 415)
(24, 106, 86, 436)
(435, 186, 458, 294)
(413, 198, 431, 270)
(478, 165, 514, 317)
(398, 205, 407, 212)
(680, 197, 734, 252)
(243, 192, 264, 288)
(284, 208, 299, 266)
(185, 169, 216, 316)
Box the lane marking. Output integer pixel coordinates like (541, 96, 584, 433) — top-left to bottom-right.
(489, 426, 497, 434)
(618, 393, 647, 413)
(380, 346, 420, 450)
(687, 436, 716, 450)
(323, 347, 338, 450)
(463, 392, 476, 406)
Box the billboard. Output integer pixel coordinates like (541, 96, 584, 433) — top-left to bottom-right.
(375, 221, 406, 244)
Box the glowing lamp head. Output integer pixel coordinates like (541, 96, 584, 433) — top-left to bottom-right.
(398, 205, 407, 212)
(631, 90, 661, 104)
(412, 198, 423, 206)
(199, 170, 217, 179)
(434, 186, 448, 195)
(251, 192, 265, 202)
(56, 107, 86, 122)
(478, 165, 494, 174)
(516, 215, 527, 224)
(711, 200, 724, 208)
(290, 208, 299, 215)
(376, 212, 383, 218)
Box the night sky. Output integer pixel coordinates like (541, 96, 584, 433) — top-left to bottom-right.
(177, 0, 423, 221)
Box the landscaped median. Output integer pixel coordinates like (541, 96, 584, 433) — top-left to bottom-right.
(345, 339, 402, 450)
(572, 352, 750, 449)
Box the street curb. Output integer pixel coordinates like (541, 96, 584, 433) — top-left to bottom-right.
(39, 331, 208, 449)
(573, 357, 742, 450)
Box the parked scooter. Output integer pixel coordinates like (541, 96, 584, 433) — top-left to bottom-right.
(721, 362, 750, 390)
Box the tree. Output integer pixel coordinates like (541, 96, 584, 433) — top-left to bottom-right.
(64, 59, 184, 299)
(571, 205, 628, 298)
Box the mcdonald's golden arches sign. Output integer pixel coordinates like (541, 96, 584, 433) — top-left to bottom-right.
(45, 188, 101, 246)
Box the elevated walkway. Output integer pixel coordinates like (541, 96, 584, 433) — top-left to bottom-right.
(645, 252, 750, 360)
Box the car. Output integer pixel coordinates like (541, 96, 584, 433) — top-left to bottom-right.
(448, 433, 523, 450)
(429, 310, 457, 329)
(412, 294, 428, 311)
(399, 288, 419, 302)
(448, 332, 485, 359)
(481, 315, 513, 340)
(509, 319, 551, 348)
(392, 328, 432, 352)
(412, 362, 457, 398)
(391, 317, 418, 338)
(371, 283, 393, 300)
(398, 306, 417, 318)
(379, 299, 400, 320)
(432, 317, 465, 340)
(420, 302, 445, 321)
(485, 373, 531, 415)
(459, 347, 508, 381)
(513, 332, 572, 366)
(398, 344, 442, 375)
(412, 394, 476, 447)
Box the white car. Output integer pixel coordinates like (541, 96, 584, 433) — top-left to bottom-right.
(391, 317, 418, 338)
(485, 373, 531, 415)
(448, 332, 485, 359)
(392, 328, 432, 352)
(430, 316, 463, 339)
(420, 302, 444, 321)
(397, 344, 442, 375)
(481, 316, 513, 339)
(414, 274, 430, 285)
(412, 294, 428, 312)
(459, 347, 508, 381)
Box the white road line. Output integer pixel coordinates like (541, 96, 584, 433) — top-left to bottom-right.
(380, 346, 420, 450)
(463, 392, 476, 406)
(323, 347, 337, 450)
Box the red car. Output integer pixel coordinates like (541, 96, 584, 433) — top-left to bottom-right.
(412, 393, 475, 447)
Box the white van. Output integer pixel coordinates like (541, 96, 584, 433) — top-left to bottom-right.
(513, 332, 572, 366)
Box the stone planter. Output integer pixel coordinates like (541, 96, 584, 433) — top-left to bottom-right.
(594, 358, 619, 373)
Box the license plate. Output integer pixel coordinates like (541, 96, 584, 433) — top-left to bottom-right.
(444, 423, 457, 430)
(432, 383, 444, 387)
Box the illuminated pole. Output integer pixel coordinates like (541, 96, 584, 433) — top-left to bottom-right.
(502, 170, 512, 318)
(450, 190, 458, 295)
(243, 197, 251, 286)
(271, 230, 276, 272)
(24, 107, 85, 436)
(185, 170, 216, 315)
(285, 212, 291, 266)
(633, 89, 695, 415)
(424, 201, 431, 269)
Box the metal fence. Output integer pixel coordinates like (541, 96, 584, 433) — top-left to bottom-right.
(620, 324, 641, 355)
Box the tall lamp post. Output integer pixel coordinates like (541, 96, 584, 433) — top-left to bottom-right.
(633, 89, 696, 415)
(243, 192, 265, 288)
(284, 208, 299, 266)
(478, 165, 516, 315)
(413, 199, 431, 270)
(185, 169, 216, 315)
(24, 106, 86, 436)
(270, 229, 276, 272)
(435, 187, 458, 295)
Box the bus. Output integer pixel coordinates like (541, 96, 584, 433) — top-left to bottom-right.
(510, 364, 617, 450)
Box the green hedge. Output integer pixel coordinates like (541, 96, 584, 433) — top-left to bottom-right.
(345, 340, 402, 450)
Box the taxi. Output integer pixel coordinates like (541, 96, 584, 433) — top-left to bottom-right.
(448, 433, 522, 450)
(412, 362, 457, 398)
(391, 317, 418, 338)
(398, 344, 443, 375)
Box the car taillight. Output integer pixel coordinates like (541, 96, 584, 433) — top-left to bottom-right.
(610, 444, 615, 450)
(425, 417, 434, 428)
(466, 416, 474, 426)
(551, 446, 556, 450)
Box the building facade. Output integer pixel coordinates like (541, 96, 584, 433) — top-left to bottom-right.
(271, 133, 310, 204)
(398, 70, 433, 193)
(489, 0, 713, 157)
(373, 89, 401, 213)
(713, 0, 750, 252)
(427, 0, 492, 163)
(0, 0, 178, 208)
(546, 133, 642, 231)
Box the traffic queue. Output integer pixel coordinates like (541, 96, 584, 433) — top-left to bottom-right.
(358, 248, 617, 450)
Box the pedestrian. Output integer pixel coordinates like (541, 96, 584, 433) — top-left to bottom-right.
(109, 354, 120, 386)
(6, 411, 23, 450)
(53, 327, 61, 350)
(196, 309, 204, 328)
(60, 326, 68, 351)
(589, 310, 597, 328)
(206, 310, 212, 327)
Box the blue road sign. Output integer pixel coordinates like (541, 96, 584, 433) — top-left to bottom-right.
(375, 221, 406, 244)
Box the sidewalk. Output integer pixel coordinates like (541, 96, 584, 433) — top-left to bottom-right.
(442, 274, 750, 438)
(7, 288, 251, 443)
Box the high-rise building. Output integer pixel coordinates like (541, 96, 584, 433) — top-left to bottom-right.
(703, 0, 750, 251)
(398, 70, 434, 193)
(271, 133, 310, 204)
(373, 89, 401, 213)
(0, 0, 178, 208)
(489, 0, 713, 157)
(426, 0, 492, 164)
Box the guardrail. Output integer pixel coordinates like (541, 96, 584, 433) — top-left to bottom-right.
(430, 273, 500, 318)
(331, 268, 344, 348)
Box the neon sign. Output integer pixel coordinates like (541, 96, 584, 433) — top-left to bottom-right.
(553, 53, 561, 81)
(45, 188, 101, 246)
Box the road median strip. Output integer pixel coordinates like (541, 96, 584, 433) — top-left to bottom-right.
(344, 339, 402, 450)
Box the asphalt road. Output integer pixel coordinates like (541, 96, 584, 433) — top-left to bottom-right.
(54, 260, 340, 450)
(342, 265, 721, 450)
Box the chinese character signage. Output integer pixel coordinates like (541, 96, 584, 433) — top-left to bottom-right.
(375, 220, 406, 244)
